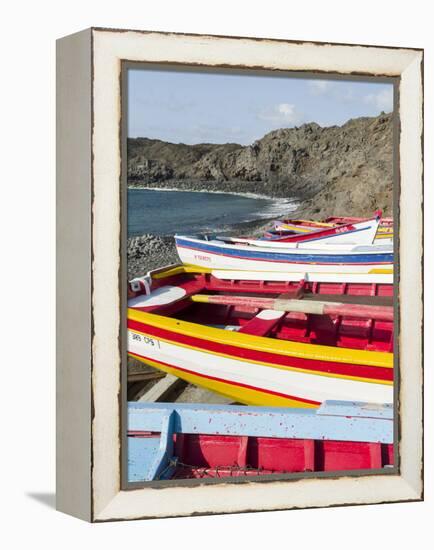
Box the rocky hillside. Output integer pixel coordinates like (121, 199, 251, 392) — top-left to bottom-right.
(128, 113, 393, 217)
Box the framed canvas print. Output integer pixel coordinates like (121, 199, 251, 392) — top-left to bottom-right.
(56, 27, 423, 522)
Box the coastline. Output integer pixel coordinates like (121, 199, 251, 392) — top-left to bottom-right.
(128, 183, 299, 203)
(127, 186, 297, 279)
(127, 178, 303, 200)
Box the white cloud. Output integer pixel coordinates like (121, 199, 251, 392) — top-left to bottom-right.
(257, 103, 302, 126)
(308, 80, 334, 95)
(363, 88, 393, 112)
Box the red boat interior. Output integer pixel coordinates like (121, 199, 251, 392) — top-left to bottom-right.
(129, 271, 394, 352)
(128, 431, 394, 478)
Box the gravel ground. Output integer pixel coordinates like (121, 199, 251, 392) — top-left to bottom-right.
(127, 234, 178, 279)
(127, 216, 275, 279)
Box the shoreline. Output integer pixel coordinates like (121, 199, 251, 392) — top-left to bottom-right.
(127, 178, 305, 201)
(128, 183, 300, 204)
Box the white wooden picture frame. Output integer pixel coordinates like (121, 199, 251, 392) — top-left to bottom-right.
(56, 27, 423, 522)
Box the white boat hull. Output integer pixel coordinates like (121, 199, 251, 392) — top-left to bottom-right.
(176, 238, 393, 274)
(128, 329, 393, 406)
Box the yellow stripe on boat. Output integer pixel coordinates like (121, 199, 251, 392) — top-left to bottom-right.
(368, 268, 394, 274)
(375, 233, 394, 239)
(152, 264, 212, 279)
(284, 220, 334, 228)
(279, 224, 321, 233)
(128, 308, 393, 369)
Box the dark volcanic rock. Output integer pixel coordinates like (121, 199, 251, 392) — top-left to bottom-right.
(127, 234, 178, 279)
(128, 113, 393, 217)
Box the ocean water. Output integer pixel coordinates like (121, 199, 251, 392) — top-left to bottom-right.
(127, 188, 297, 237)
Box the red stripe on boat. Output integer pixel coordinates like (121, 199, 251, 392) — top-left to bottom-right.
(128, 319, 393, 382)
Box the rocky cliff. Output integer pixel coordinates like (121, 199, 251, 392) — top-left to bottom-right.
(128, 113, 393, 218)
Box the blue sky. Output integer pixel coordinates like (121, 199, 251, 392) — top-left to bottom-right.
(128, 68, 393, 145)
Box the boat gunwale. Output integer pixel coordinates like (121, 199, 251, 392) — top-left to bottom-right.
(127, 307, 393, 369)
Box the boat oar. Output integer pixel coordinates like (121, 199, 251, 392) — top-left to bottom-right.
(190, 294, 393, 321)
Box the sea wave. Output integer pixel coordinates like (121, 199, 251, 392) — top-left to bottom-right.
(129, 185, 298, 222)
(260, 197, 298, 218)
(128, 184, 296, 203)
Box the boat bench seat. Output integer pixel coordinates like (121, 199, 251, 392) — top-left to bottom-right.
(238, 309, 286, 337)
(128, 279, 205, 312)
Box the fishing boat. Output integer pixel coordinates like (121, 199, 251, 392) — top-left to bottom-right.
(127, 265, 393, 408)
(128, 401, 394, 481)
(274, 218, 393, 234)
(274, 214, 393, 242)
(174, 235, 393, 273)
(233, 214, 382, 246)
(266, 213, 382, 245)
